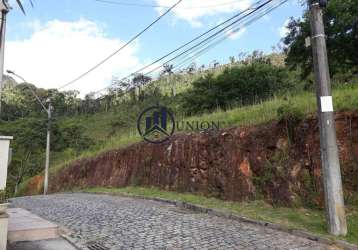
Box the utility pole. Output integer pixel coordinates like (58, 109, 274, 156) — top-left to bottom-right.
(0, 0, 9, 115)
(43, 98, 51, 195)
(6, 70, 52, 196)
(308, 0, 347, 236)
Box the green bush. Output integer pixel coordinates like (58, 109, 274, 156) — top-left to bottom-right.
(56, 123, 93, 153)
(0, 190, 7, 203)
(181, 62, 294, 115)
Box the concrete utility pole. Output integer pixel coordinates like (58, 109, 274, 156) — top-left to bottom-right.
(43, 98, 51, 195)
(308, 0, 347, 236)
(6, 70, 52, 196)
(0, 0, 9, 115)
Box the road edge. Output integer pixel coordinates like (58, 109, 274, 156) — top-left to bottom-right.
(79, 191, 358, 250)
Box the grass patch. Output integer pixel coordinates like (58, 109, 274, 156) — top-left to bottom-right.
(58, 84, 358, 162)
(187, 84, 358, 128)
(50, 133, 141, 175)
(84, 186, 358, 245)
(66, 85, 358, 161)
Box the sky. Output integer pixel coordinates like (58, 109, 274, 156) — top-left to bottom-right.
(4, 0, 305, 96)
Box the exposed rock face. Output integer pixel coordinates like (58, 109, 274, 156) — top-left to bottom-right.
(27, 112, 358, 207)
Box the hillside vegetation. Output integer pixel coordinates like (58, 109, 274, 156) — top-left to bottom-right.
(1, 0, 357, 245)
(2, 53, 355, 198)
(1, 0, 357, 199)
(16, 82, 358, 197)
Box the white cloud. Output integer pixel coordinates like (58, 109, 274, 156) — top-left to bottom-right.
(155, 0, 253, 27)
(279, 19, 290, 37)
(5, 18, 141, 95)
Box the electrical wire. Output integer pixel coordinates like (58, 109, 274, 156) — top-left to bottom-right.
(93, 0, 170, 8)
(94, 0, 288, 98)
(138, 0, 274, 76)
(57, 0, 183, 90)
(92, 0, 268, 95)
(171, 0, 289, 72)
(94, 0, 252, 9)
(112, 0, 261, 79)
(143, 0, 288, 75)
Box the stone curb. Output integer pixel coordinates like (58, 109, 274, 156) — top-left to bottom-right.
(80, 191, 358, 250)
(60, 233, 82, 250)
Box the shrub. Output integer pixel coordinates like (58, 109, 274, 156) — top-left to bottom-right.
(0, 190, 7, 204)
(181, 62, 294, 115)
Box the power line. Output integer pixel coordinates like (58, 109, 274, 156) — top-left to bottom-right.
(144, 0, 288, 75)
(117, 1, 259, 76)
(94, 0, 250, 9)
(57, 0, 182, 90)
(92, 0, 267, 95)
(94, 0, 288, 98)
(145, 0, 285, 75)
(141, 0, 274, 76)
(94, 0, 276, 97)
(93, 0, 169, 8)
(171, 0, 289, 71)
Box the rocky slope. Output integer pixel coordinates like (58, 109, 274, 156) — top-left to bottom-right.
(24, 112, 358, 207)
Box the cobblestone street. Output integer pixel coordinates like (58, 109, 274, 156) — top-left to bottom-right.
(11, 193, 329, 250)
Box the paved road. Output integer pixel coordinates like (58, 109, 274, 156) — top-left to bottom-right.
(8, 238, 76, 250)
(11, 193, 330, 250)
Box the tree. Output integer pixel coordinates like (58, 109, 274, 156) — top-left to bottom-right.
(162, 64, 176, 96)
(132, 73, 152, 87)
(229, 56, 236, 64)
(212, 60, 220, 68)
(0, 0, 33, 114)
(63, 90, 81, 115)
(283, 0, 358, 78)
(162, 64, 174, 75)
(82, 92, 99, 114)
(1, 83, 48, 120)
(131, 74, 152, 102)
(0, 116, 92, 194)
(56, 123, 93, 153)
(0, 118, 48, 194)
(181, 63, 293, 115)
(186, 63, 196, 74)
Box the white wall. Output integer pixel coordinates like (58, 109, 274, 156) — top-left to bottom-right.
(0, 214, 8, 250)
(0, 136, 13, 191)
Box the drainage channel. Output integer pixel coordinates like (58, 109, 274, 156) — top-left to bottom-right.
(83, 236, 111, 250)
(86, 241, 110, 250)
